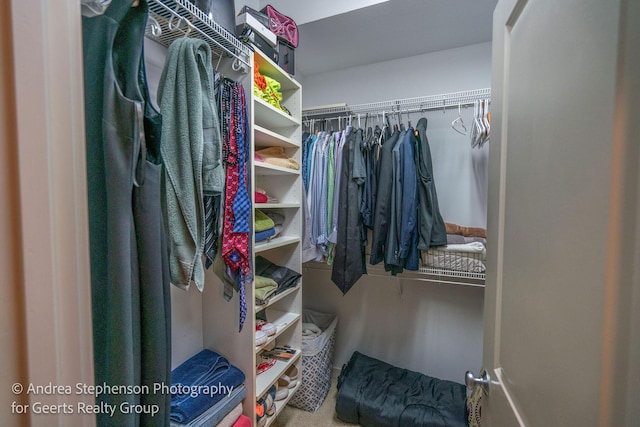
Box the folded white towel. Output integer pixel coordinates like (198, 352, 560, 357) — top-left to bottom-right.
(440, 242, 486, 255)
(302, 323, 322, 338)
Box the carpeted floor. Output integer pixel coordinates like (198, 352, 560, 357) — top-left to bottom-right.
(271, 371, 355, 427)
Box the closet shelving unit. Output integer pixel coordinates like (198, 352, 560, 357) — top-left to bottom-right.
(250, 48, 303, 427)
(302, 88, 491, 288)
(145, 1, 303, 424)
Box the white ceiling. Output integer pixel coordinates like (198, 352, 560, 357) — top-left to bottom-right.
(296, 0, 498, 76)
(258, 0, 392, 25)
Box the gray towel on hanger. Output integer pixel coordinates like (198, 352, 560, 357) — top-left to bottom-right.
(158, 37, 222, 291)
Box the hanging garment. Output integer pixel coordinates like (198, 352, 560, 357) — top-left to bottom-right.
(135, 42, 172, 425)
(325, 132, 336, 249)
(310, 132, 329, 255)
(332, 129, 367, 293)
(415, 118, 447, 249)
(158, 37, 221, 291)
(327, 129, 346, 265)
(219, 80, 251, 331)
(369, 130, 400, 265)
(301, 182, 319, 262)
(397, 129, 420, 270)
(204, 71, 225, 270)
(361, 126, 381, 230)
(384, 130, 407, 274)
(82, 0, 170, 425)
(301, 133, 314, 191)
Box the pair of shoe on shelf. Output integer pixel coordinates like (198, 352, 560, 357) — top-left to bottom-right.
(256, 385, 276, 427)
(274, 365, 298, 401)
(255, 365, 299, 426)
(255, 319, 276, 346)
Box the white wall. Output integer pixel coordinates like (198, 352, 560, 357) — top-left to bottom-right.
(303, 42, 491, 107)
(304, 42, 491, 228)
(301, 42, 491, 382)
(303, 269, 485, 383)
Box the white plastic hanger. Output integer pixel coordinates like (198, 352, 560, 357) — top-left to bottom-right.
(452, 103, 467, 135)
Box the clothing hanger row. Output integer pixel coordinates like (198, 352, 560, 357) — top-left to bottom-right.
(304, 100, 488, 139)
(470, 99, 490, 148)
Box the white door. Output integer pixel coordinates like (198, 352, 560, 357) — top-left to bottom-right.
(474, 0, 640, 425)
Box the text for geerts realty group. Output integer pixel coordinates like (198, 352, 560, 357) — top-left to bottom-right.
(9, 381, 235, 417)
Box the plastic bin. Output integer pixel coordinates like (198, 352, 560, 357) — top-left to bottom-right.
(288, 309, 337, 412)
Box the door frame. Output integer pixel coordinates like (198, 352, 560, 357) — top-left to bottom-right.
(485, 0, 640, 425)
(2, 1, 95, 426)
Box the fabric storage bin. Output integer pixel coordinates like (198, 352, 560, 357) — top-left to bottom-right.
(277, 40, 295, 75)
(288, 309, 338, 412)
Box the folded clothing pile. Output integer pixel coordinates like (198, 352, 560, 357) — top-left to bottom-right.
(421, 222, 488, 273)
(336, 352, 467, 427)
(254, 255, 301, 305)
(255, 210, 286, 243)
(445, 222, 486, 239)
(254, 186, 278, 204)
(253, 64, 290, 115)
(255, 146, 300, 170)
(170, 349, 245, 426)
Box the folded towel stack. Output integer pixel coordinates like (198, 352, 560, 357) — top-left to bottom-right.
(444, 222, 487, 239)
(255, 147, 300, 170)
(170, 386, 246, 427)
(170, 350, 245, 425)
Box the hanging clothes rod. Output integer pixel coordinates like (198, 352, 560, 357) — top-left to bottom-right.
(302, 88, 491, 120)
(145, 0, 251, 72)
(303, 263, 485, 288)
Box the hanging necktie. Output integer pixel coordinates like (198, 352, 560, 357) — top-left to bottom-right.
(204, 195, 218, 269)
(220, 80, 251, 331)
(204, 73, 223, 269)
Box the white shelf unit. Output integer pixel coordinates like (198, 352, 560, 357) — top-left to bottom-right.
(250, 48, 303, 423)
(145, 3, 302, 425)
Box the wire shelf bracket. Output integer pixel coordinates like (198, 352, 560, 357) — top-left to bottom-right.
(145, 0, 251, 72)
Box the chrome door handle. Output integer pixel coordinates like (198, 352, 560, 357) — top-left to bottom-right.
(465, 370, 490, 394)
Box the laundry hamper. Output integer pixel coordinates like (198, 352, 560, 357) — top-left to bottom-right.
(288, 309, 338, 412)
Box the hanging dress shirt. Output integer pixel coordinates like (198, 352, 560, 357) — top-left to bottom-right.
(327, 129, 347, 265)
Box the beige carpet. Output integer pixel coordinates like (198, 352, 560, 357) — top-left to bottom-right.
(271, 371, 356, 427)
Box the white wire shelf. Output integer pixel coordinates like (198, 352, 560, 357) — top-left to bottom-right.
(302, 88, 491, 120)
(303, 260, 485, 288)
(145, 0, 251, 71)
